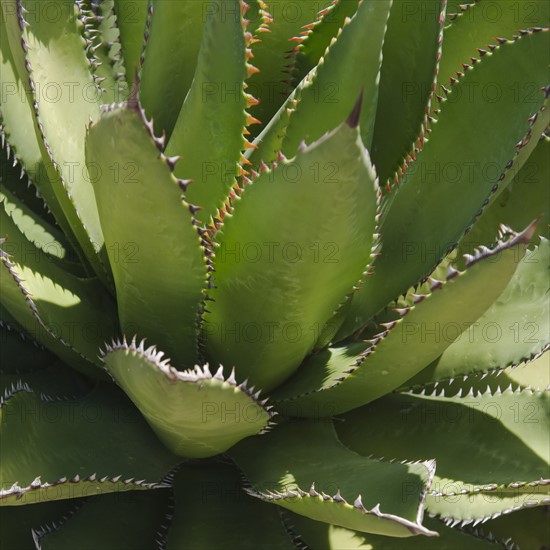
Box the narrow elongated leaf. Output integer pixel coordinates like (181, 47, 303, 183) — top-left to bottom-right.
(247, 0, 332, 133)
(338, 388, 550, 523)
(165, 0, 248, 224)
(1, 200, 118, 377)
(113, 0, 148, 84)
(405, 238, 549, 387)
(102, 339, 272, 458)
(371, 0, 445, 185)
(250, 0, 392, 164)
(0, 384, 180, 505)
(139, 0, 206, 137)
(86, 104, 207, 369)
(438, 0, 549, 86)
(206, 117, 379, 391)
(36, 490, 172, 550)
(273, 224, 536, 416)
(166, 463, 296, 549)
(339, 29, 550, 337)
(230, 420, 437, 537)
(0, 7, 75, 240)
(10, 0, 113, 284)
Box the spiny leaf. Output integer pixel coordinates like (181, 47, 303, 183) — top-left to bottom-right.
(273, 224, 536, 416)
(206, 116, 379, 391)
(0, 384, 180, 505)
(1, 200, 118, 377)
(230, 420, 437, 537)
(250, 0, 392, 164)
(139, 0, 207, 137)
(339, 28, 550, 338)
(112, 0, 148, 85)
(338, 387, 550, 523)
(166, 0, 248, 224)
(35, 490, 172, 549)
(86, 104, 208, 369)
(371, 0, 445, 185)
(102, 338, 273, 458)
(404, 237, 549, 387)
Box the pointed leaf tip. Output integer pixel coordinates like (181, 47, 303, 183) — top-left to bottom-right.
(346, 89, 364, 129)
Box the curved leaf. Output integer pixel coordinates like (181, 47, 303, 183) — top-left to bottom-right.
(230, 420, 437, 537)
(0, 384, 180, 505)
(273, 224, 536, 416)
(102, 339, 273, 458)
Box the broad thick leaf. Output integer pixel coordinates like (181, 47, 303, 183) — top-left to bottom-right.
(166, 0, 248, 224)
(206, 118, 379, 391)
(0, 200, 118, 377)
(113, 0, 148, 84)
(287, 512, 503, 549)
(231, 420, 437, 537)
(338, 388, 550, 523)
(102, 339, 272, 458)
(339, 28, 550, 337)
(86, 104, 207, 369)
(405, 237, 549, 387)
(139, 0, 206, 137)
(36, 490, 172, 550)
(0, 384, 180, 505)
(371, 0, 445, 185)
(250, 0, 392, 164)
(166, 462, 296, 549)
(273, 225, 536, 416)
(11, 0, 112, 283)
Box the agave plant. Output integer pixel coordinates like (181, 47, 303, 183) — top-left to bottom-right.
(1, 0, 549, 547)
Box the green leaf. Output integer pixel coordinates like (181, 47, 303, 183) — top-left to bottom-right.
(0, 383, 180, 505)
(0, 499, 81, 550)
(166, 462, 296, 549)
(36, 490, 172, 549)
(102, 339, 273, 458)
(405, 237, 549, 387)
(273, 224, 536, 416)
(165, 0, 248, 224)
(139, 0, 206, 137)
(206, 117, 379, 391)
(339, 28, 550, 337)
(0, 200, 118, 377)
(458, 136, 550, 254)
(371, 0, 445, 185)
(247, 0, 332, 134)
(290, 0, 360, 87)
(0, 6, 75, 241)
(80, 0, 129, 105)
(230, 420, 437, 537)
(337, 387, 550, 524)
(438, 0, 550, 87)
(10, 0, 114, 285)
(286, 512, 504, 549)
(250, 0, 392, 164)
(86, 104, 207, 369)
(462, 506, 550, 550)
(112, 0, 148, 84)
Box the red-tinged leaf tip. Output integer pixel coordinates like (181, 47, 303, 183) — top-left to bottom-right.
(346, 89, 364, 129)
